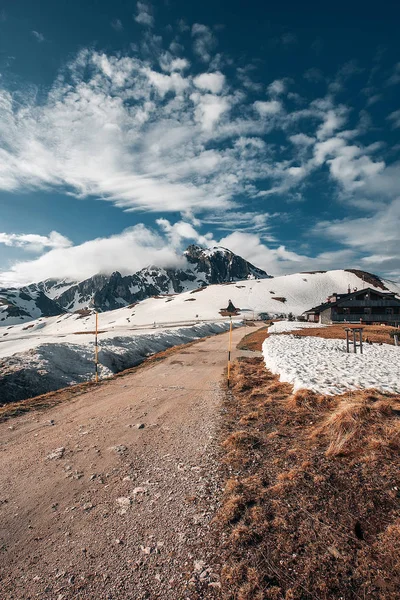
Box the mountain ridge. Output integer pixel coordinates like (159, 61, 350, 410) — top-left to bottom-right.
(0, 245, 270, 324)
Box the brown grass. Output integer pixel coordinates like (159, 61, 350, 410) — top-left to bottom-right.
(236, 326, 271, 351)
(216, 357, 400, 599)
(312, 392, 400, 458)
(288, 323, 400, 345)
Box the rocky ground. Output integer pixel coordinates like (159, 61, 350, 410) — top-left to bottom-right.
(0, 326, 253, 600)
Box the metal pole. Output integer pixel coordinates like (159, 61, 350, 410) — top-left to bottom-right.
(227, 316, 233, 387)
(95, 311, 99, 383)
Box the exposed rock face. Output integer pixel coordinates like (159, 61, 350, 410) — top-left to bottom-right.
(38, 245, 271, 313)
(184, 245, 269, 284)
(0, 289, 65, 325)
(55, 275, 109, 311)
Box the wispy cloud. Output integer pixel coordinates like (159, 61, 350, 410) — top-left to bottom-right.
(134, 2, 154, 27)
(387, 62, 400, 86)
(0, 23, 399, 281)
(191, 23, 217, 62)
(0, 231, 72, 253)
(31, 30, 45, 43)
(111, 18, 123, 32)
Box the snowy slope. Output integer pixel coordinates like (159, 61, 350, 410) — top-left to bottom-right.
(262, 323, 400, 395)
(0, 288, 64, 326)
(0, 321, 233, 404)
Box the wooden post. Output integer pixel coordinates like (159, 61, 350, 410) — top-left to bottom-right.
(352, 329, 357, 354)
(359, 328, 363, 354)
(227, 316, 233, 388)
(345, 328, 350, 353)
(95, 311, 99, 383)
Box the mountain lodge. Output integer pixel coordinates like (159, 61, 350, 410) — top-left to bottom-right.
(303, 287, 400, 326)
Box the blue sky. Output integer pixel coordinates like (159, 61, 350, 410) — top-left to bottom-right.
(0, 0, 399, 284)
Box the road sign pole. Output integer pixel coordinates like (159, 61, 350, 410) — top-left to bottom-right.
(95, 312, 99, 383)
(227, 316, 233, 387)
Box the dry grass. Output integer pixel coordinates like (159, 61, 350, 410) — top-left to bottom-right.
(289, 323, 400, 345)
(236, 326, 271, 351)
(312, 392, 400, 458)
(216, 357, 400, 599)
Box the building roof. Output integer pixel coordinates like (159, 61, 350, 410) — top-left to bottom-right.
(303, 287, 400, 315)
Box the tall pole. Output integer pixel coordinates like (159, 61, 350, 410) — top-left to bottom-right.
(227, 316, 233, 387)
(95, 311, 99, 383)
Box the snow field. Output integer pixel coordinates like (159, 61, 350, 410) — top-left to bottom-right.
(262, 327, 400, 395)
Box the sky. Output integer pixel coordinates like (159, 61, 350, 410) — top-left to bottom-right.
(0, 0, 399, 285)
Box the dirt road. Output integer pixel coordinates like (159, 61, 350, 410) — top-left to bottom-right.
(0, 326, 250, 600)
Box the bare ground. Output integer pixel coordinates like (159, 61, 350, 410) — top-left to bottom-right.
(0, 326, 251, 600)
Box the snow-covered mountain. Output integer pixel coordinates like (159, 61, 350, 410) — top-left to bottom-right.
(1, 244, 399, 329)
(0, 288, 65, 326)
(23, 245, 270, 313)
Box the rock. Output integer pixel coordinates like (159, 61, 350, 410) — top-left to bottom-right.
(140, 545, 152, 555)
(46, 447, 65, 460)
(132, 487, 147, 495)
(136, 423, 145, 430)
(82, 502, 94, 511)
(116, 497, 132, 507)
(193, 560, 206, 573)
(111, 445, 128, 454)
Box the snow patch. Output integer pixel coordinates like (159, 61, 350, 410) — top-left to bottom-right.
(262, 332, 400, 395)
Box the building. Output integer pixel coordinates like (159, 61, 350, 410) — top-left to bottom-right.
(303, 287, 400, 326)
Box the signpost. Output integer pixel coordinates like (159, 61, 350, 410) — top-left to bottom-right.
(227, 316, 233, 388)
(95, 312, 99, 383)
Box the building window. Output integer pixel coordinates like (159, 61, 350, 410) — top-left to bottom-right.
(364, 307, 372, 315)
(386, 308, 394, 315)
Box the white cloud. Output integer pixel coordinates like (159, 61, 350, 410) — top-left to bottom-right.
(0, 225, 188, 286)
(191, 93, 231, 131)
(134, 2, 154, 27)
(317, 107, 348, 140)
(32, 30, 45, 43)
(0, 231, 72, 253)
(267, 79, 289, 95)
(159, 54, 190, 72)
(194, 72, 225, 94)
(253, 100, 282, 116)
(191, 24, 217, 63)
(156, 218, 212, 248)
(388, 109, 400, 128)
(289, 133, 315, 146)
(315, 198, 400, 278)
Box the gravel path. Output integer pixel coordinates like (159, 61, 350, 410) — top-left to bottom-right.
(0, 326, 250, 600)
